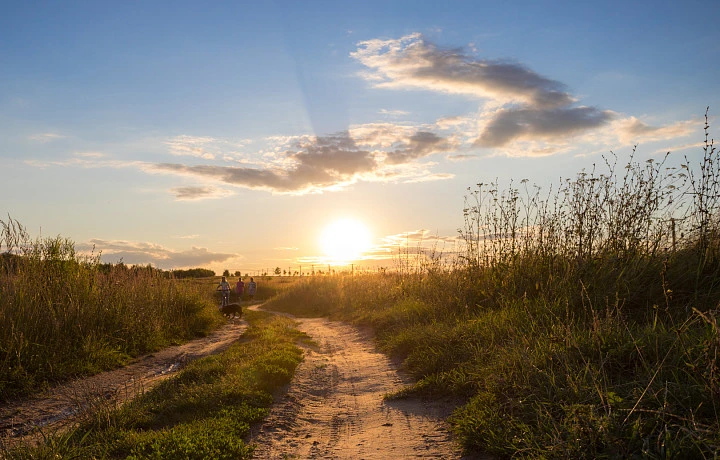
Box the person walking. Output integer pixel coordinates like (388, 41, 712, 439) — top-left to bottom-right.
(247, 277, 257, 301)
(216, 276, 231, 306)
(235, 277, 245, 300)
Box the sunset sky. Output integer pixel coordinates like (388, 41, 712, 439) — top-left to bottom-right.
(2, 1, 719, 274)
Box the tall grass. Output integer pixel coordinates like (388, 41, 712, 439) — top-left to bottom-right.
(1, 310, 306, 460)
(0, 220, 222, 401)
(266, 110, 720, 458)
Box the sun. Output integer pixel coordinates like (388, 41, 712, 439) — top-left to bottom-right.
(320, 218, 372, 264)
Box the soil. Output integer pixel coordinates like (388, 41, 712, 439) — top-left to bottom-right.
(1, 305, 488, 459)
(247, 305, 486, 459)
(0, 319, 247, 443)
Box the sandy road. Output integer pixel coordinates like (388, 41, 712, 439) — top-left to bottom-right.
(248, 309, 480, 459)
(0, 319, 247, 443)
(1, 305, 485, 459)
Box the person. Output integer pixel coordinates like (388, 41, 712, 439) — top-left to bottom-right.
(216, 276, 231, 306)
(235, 277, 245, 300)
(247, 277, 257, 301)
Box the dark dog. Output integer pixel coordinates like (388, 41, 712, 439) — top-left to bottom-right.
(219, 303, 242, 318)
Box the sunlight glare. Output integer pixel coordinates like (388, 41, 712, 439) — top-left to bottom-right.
(320, 218, 371, 264)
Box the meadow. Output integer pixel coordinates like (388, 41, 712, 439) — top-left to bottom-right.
(1, 309, 306, 459)
(0, 221, 219, 402)
(265, 114, 720, 458)
(2, 113, 719, 458)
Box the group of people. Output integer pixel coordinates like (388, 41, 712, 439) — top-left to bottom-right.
(216, 276, 257, 306)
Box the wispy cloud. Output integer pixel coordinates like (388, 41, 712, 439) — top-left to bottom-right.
(614, 117, 696, 145)
(150, 128, 455, 194)
(352, 32, 574, 107)
(351, 33, 692, 156)
(170, 186, 235, 200)
(165, 135, 251, 161)
(379, 108, 410, 116)
(28, 132, 67, 142)
(79, 239, 236, 269)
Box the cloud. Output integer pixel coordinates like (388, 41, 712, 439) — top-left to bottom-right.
(153, 133, 377, 194)
(614, 117, 696, 144)
(379, 109, 410, 116)
(386, 131, 454, 164)
(475, 106, 615, 147)
(447, 153, 478, 162)
(165, 135, 251, 160)
(28, 132, 67, 142)
(150, 129, 455, 194)
(165, 135, 218, 160)
(352, 33, 574, 108)
(170, 186, 235, 200)
(351, 33, 627, 155)
(79, 239, 236, 269)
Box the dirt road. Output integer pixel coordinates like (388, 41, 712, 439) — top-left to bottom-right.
(249, 307, 477, 459)
(0, 320, 247, 442)
(1, 305, 481, 458)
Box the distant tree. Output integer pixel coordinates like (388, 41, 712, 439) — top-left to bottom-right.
(222, 269, 230, 277)
(234, 270, 241, 277)
(283, 269, 287, 276)
(171, 268, 215, 279)
(274, 267, 281, 275)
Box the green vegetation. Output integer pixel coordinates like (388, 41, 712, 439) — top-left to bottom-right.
(0, 221, 223, 401)
(1, 310, 306, 459)
(171, 268, 216, 279)
(265, 113, 720, 458)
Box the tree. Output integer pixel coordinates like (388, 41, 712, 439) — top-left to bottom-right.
(274, 267, 281, 275)
(234, 270, 241, 277)
(223, 269, 230, 277)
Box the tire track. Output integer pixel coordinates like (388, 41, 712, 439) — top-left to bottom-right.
(248, 313, 479, 459)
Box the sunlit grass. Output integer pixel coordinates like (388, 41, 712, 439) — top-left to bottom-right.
(1, 310, 307, 459)
(0, 224, 223, 401)
(265, 113, 720, 458)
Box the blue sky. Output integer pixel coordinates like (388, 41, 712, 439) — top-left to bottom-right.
(2, 0, 719, 274)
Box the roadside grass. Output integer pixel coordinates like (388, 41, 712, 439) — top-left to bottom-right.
(1, 309, 307, 460)
(0, 222, 225, 401)
(264, 114, 720, 458)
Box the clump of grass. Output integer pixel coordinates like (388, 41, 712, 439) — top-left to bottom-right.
(0, 221, 222, 401)
(266, 110, 720, 458)
(1, 310, 307, 459)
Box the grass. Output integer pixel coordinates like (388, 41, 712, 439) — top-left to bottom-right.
(1, 309, 307, 459)
(0, 224, 226, 401)
(264, 112, 720, 458)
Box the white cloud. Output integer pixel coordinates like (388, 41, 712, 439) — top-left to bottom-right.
(150, 128, 457, 195)
(614, 117, 696, 144)
(352, 33, 574, 107)
(379, 108, 410, 116)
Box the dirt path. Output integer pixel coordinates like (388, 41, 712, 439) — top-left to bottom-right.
(0, 319, 247, 442)
(1, 306, 485, 458)
(249, 307, 482, 459)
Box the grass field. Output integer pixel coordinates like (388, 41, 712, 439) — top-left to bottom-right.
(3, 114, 720, 458)
(264, 117, 720, 458)
(1, 309, 307, 459)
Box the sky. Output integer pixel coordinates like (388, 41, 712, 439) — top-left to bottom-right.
(2, 0, 719, 275)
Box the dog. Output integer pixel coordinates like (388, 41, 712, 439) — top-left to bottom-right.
(219, 302, 242, 318)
